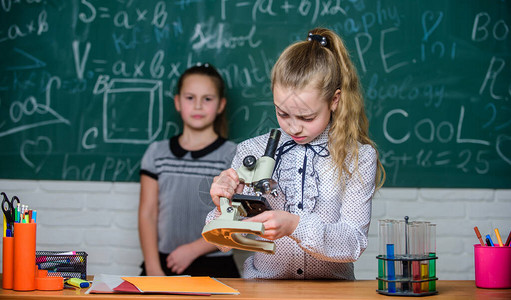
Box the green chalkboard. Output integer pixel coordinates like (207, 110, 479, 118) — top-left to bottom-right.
(0, 0, 510, 187)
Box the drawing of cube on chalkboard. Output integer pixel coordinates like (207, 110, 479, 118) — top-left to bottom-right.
(103, 79, 163, 144)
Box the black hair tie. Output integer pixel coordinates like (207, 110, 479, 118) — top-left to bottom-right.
(307, 32, 327, 46)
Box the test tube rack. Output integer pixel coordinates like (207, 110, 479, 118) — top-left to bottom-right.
(376, 217, 438, 297)
(376, 254, 438, 296)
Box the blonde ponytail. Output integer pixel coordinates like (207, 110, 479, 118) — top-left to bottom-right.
(271, 27, 385, 189)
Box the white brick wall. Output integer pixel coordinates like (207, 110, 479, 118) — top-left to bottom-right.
(1, 179, 510, 280)
(357, 188, 511, 280)
(0, 180, 142, 276)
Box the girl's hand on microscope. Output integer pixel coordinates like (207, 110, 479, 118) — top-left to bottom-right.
(210, 168, 244, 210)
(245, 210, 300, 240)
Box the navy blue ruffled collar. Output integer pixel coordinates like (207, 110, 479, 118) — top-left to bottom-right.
(169, 134, 226, 159)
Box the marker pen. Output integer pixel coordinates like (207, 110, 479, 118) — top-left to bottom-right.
(31, 210, 37, 223)
(505, 231, 511, 247)
(494, 228, 504, 247)
(14, 204, 19, 223)
(486, 235, 494, 247)
(52, 266, 76, 272)
(37, 259, 71, 269)
(66, 278, 90, 288)
(36, 252, 76, 263)
(473, 227, 485, 247)
(56, 251, 76, 255)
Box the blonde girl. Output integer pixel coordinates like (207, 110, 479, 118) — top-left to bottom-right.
(208, 28, 385, 280)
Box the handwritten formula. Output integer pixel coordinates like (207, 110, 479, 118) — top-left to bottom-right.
(0, 0, 509, 187)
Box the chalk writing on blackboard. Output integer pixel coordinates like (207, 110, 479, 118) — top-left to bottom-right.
(0, 0, 509, 187)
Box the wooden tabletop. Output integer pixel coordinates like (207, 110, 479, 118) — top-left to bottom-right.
(1, 278, 510, 299)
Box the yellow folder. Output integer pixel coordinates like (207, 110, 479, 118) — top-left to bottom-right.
(120, 276, 239, 295)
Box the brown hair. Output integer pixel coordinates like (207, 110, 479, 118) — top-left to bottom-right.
(271, 28, 385, 189)
(176, 64, 228, 138)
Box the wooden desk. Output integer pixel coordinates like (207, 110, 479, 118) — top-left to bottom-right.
(1, 278, 510, 299)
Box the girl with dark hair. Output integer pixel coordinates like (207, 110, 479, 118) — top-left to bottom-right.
(139, 64, 239, 277)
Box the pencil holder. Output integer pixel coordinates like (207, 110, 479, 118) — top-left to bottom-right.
(13, 222, 37, 291)
(36, 251, 88, 280)
(2, 236, 14, 289)
(474, 244, 511, 288)
(376, 218, 438, 296)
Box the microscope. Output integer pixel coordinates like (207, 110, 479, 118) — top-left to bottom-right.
(202, 129, 281, 254)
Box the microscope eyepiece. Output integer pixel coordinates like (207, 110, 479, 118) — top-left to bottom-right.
(263, 129, 281, 158)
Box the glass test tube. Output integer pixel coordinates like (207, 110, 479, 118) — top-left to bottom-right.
(399, 219, 410, 292)
(409, 223, 421, 293)
(395, 220, 405, 291)
(378, 220, 387, 291)
(428, 223, 436, 291)
(419, 222, 430, 292)
(386, 221, 396, 293)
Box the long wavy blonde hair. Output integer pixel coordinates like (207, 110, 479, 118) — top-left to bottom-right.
(271, 27, 385, 189)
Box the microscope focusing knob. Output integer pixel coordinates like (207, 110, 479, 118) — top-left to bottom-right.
(243, 155, 257, 170)
(263, 181, 270, 192)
